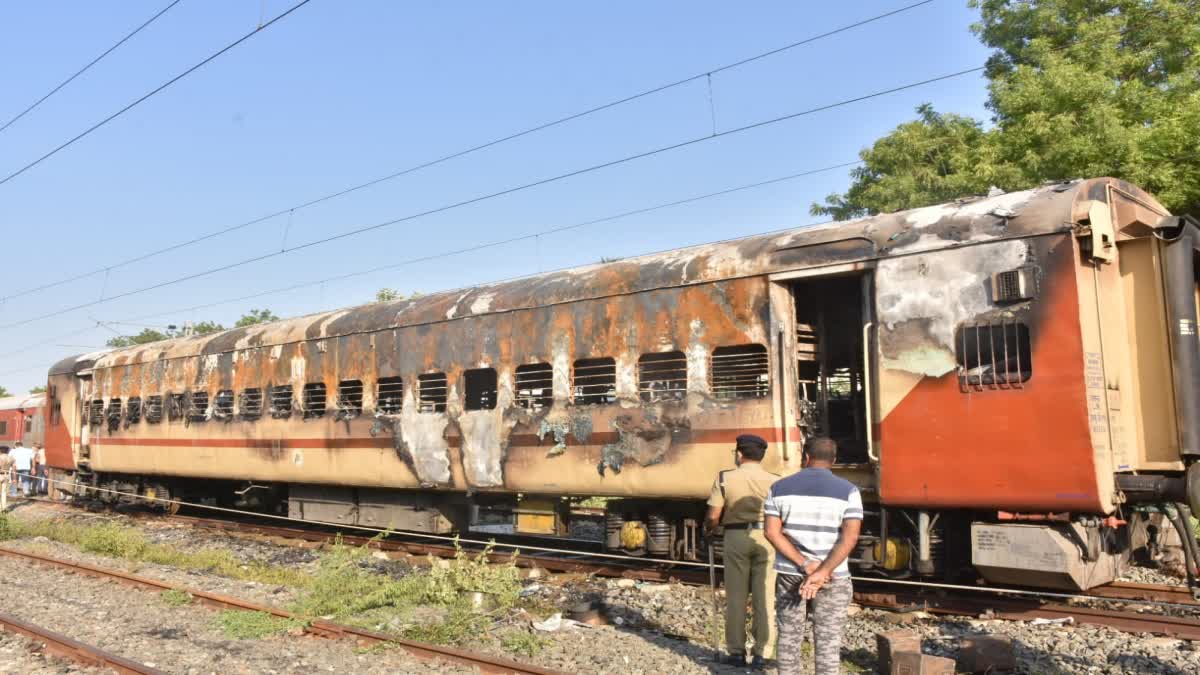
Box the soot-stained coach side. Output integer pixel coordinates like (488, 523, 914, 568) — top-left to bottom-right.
(43, 177, 1200, 591)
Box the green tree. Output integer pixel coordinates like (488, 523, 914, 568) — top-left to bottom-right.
(375, 288, 401, 302)
(814, 0, 1200, 218)
(0, 386, 10, 397)
(192, 320, 226, 335)
(235, 309, 279, 327)
(28, 386, 46, 395)
(106, 328, 171, 347)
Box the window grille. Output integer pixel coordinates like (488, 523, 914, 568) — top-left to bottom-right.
(957, 322, 1032, 390)
(376, 377, 404, 414)
(638, 351, 688, 403)
(213, 390, 235, 420)
(515, 363, 553, 411)
(24, 417, 32, 433)
(125, 397, 142, 425)
(167, 393, 186, 421)
(573, 357, 616, 405)
(89, 399, 104, 427)
(187, 392, 208, 422)
(145, 395, 164, 424)
(711, 344, 770, 400)
(0, 422, 5, 436)
(417, 373, 448, 413)
(105, 399, 122, 431)
(270, 385, 293, 418)
(337, 380, 363, 418)
(464, 368, 498, 411)
(303, 383, 327, 418)
(239, 389, 263, 420)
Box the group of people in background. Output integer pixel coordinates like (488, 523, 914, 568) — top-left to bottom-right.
(0, 442, 48, 510)
(706, 434, 862, 675)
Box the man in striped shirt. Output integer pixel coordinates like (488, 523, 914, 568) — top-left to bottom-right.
(763, 437, 862, 675)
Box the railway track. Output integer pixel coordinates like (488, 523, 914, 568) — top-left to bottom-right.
(0, 610, 165, 674)
(0, 544, 561, 675)
(22, 498, 1200, 644)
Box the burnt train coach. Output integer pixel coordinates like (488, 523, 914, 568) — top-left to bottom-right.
(44, 177, 1200, 591)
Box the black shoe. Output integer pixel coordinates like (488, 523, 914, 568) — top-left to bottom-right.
(749, 656, 768, 669)
(718, 653, 746, 666)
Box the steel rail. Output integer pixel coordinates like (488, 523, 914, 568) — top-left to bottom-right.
(0, 545, 560, 675)
(0, 610, 166, 675)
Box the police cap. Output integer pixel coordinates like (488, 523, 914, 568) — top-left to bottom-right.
(735, 434, 767, 452)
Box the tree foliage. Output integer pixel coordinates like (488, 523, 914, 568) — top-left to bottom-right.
(814, 0, 1200, 218)
(28, 386, 46, 395)
(235, 309, 279, 327)
(0, 386, 10, 398)
(374, 288, 422, 303)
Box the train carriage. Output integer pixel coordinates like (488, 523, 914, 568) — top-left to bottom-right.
(44, 177, 1200, 591)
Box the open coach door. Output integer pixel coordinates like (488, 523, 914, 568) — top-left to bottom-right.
(769, 265, 877, 484)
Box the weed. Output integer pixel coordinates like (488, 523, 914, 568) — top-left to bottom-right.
(161, 589, 193, 607)
(0, 514, 14, 540)
(500, 630, 548, 657)
(400, 607, 487, 646)
(215, 610, 305, 639)
(2, 515, 308, 588)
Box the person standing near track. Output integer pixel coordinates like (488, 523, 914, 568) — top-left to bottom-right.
(705, 433, 779, 668)
(0, 447, 14, 510)
(34, 444, 47, 495)
(764, 436, 862, 675)
(9, 442, 34, 498)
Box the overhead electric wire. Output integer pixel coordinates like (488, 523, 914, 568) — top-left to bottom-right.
(0, 0, 935, 304)
(0, 0, 315, 188)
(0, 158, 859, 373)
(0, 0, 186, 134)
(0, 63, 985, 332)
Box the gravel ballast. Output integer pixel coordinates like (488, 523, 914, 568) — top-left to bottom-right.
(5, 500, 1200, 674)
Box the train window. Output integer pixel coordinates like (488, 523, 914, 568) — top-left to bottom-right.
(464, 368, 497, 411)
(187, 392, 209, 422)
(239, 389, 263, 420)
(213, 390, 235, 420)
(145, 395, 163, 424)
(957, 322, 1032, 389)
(515, 363, 553, 411)
(711, 344, 770, 400)
(417, 373, 448, 413)
(125, 397, 142, 426)
(376, 377, 404, 414)
(51, 401, 62, 427)
(89, 399, 104, 427)
(337, 380, 363, 418)
(303, 383, 327, 418)
(639, 351, 688, 403)
(167, 393, 186, 421)
(24, 416, 33, 434)
(105, 399, 122, 432)
(0, 421, 5, 436)
(270, 385, 293, 418)
(573, 357, 616, 405)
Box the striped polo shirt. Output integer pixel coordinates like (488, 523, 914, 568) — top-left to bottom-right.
(763, 467, 863, 578)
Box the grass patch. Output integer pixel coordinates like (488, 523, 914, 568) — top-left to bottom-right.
(291, 536, 523, 647)
(500, 630, 549, 657)
(0, 514, 307, 588)
(161, 589, 193, 607)
(215, 610, 306, 639)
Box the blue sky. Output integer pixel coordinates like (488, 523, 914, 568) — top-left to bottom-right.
(0, 0, 991, 393)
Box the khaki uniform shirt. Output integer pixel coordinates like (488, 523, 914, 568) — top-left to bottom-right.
(707, 462, 780, 525)
(0, 455, 13, 482)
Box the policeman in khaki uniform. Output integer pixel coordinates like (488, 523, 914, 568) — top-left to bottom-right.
(705, 434, 780, 667)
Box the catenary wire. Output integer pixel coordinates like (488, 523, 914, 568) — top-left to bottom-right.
(0, 159, 859, 373)
(30, 477, 1200, 611)
(0, 0, 935, 304)
(0, 0, 315, 189)
(0, 63, 985, 331)
(0, 0, 186, 134)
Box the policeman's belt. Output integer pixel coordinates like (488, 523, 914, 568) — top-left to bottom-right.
(723, 522, 763, 530)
